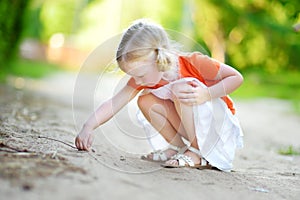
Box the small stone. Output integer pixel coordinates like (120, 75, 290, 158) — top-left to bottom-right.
(120, 156, 126, 161)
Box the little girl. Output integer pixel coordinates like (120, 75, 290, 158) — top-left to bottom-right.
(75, 19, 244, 172)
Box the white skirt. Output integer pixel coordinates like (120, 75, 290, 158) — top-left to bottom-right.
(137, 78, 243, 172)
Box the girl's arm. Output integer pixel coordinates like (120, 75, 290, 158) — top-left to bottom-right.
(75, 85, 140, 150)
(205, 63, 244, 99)
(173, 63, 243, 105)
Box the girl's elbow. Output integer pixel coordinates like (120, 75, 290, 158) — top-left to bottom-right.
(237, 73, 244, 86)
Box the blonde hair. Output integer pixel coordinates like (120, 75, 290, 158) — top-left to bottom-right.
(116, 19, 177, 72)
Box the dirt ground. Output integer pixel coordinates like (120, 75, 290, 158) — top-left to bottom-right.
(0, 73, 300, 200)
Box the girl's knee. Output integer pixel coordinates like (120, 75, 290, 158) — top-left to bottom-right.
(137, 95, 152, 111)
(137, 94, 169, 113)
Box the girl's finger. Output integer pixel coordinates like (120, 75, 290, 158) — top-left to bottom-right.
(83, 140, 89, 150)
(177, 87, 195, 94)
(178, 92, 197, 99)
(77, 142, 82, 150)
(75, 138, 81, 149)
(87, 135, 93, 149)
(187, 80, 200, 87)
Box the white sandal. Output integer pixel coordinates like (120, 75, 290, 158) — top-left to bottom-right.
(161, 146, 212, 169)
(141, 144, 187, 162)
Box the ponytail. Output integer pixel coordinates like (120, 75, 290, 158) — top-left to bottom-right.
(156, 48, 171, 71)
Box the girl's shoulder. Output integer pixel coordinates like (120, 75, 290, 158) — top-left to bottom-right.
(178, 51, 208, 60)
(178, 51, 221, 80)
(178, 51, 220, 67)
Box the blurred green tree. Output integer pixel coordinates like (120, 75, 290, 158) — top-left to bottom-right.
(0, 0, 30, 69)
(22, 0, 97, 46)
(193, 0, 300, 72)
(2, 0, 299, 75)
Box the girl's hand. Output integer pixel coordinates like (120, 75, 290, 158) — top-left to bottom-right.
(75, 128, 94, 151)
(171, 80, 210, 106)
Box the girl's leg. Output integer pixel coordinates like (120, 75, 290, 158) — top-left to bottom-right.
(173, 100, 198, 148)
(138, 93, 187, 150)
(171, 99, 201, 164)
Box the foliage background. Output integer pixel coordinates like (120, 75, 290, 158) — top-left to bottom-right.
(0, 0, 29, 68)
(0, 0, 299, 107)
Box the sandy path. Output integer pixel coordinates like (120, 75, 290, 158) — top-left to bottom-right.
(0, 73, 299, 200)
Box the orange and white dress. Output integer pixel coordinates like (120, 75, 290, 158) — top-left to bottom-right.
(129, 52, 243, 172)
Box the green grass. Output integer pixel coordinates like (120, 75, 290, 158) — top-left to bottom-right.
(278, 145, 300, 156)
(0, 58, 63, 82)
(231, 70, 300, 114)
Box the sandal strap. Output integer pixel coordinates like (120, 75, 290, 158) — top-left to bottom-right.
(188, 146, 208, 166)
(168, 144, 188, 154)
(201, 158, 208, 166)
(148, 144, 187, 162)
(188, 146, 202, 156)
(152, 150, 168, 161)
(172, 154, 195, 167)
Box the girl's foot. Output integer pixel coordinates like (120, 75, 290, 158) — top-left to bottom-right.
(165, 150, 200, 166)
(142, 149, 177, 162)
(141, 144, 187, 162)
(162, 146, 212, 169)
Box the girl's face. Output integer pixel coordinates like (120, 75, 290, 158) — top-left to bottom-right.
(122, 59, 163, 87)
